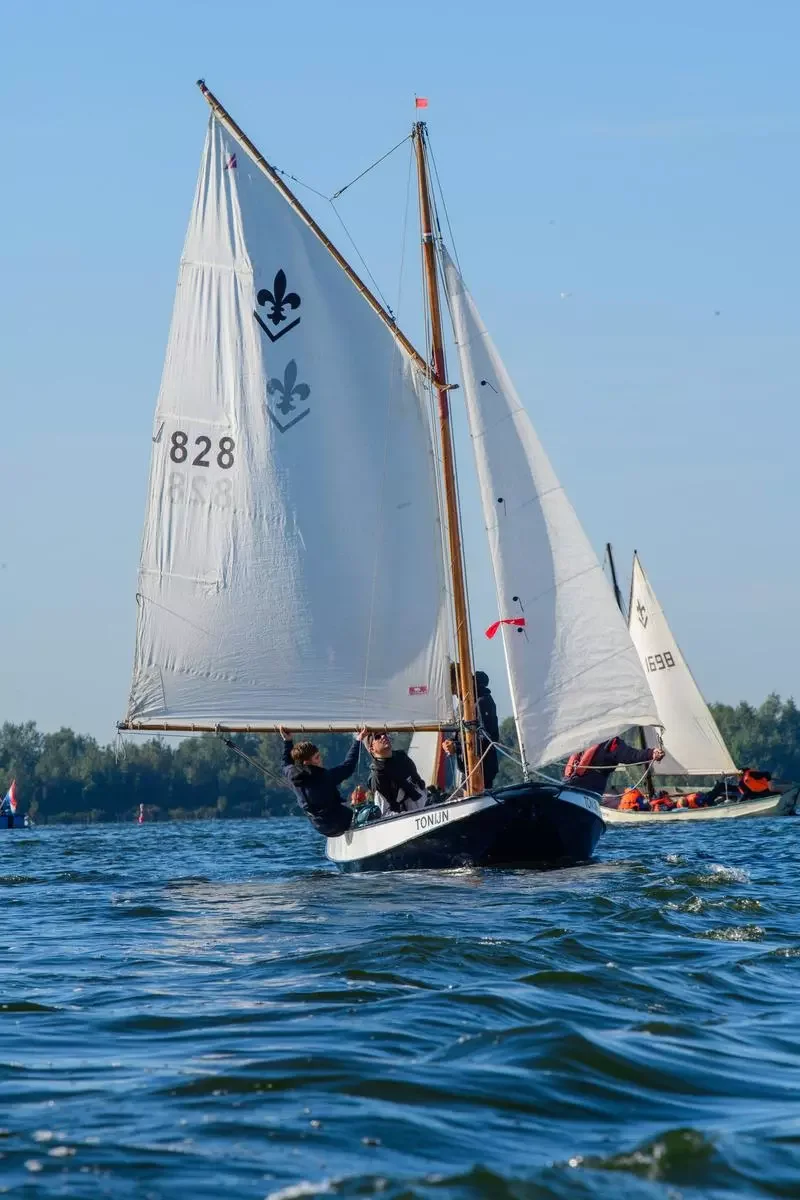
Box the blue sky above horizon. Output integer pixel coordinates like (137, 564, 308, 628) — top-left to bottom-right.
(1, 0, 799, 741)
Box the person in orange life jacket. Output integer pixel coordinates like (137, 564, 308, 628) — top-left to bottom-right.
(367, 732, 426, 813)
(563, 737, 665, 796)
(738, 768, 772, 797)
(649, 790, 676, 812)
(618, 787, 648, 811)
(675, 779, 731, 808)
(279, 726, 367, 836)
(350, 783, 382, 828)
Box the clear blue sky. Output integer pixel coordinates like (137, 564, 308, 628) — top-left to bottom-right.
(2, 0, 799, 741)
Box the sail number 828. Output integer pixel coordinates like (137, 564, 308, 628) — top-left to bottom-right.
(645, 651, 675, 673)
(170, 431, 235, 469)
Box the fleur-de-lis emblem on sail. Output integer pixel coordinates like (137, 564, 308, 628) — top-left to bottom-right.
(266, 361, 311, 433)
(258, 270, 301, 326)
(636, 599, 648, 628)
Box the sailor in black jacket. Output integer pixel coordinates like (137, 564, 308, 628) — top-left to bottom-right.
(367, 732, 426, 813)
(280, 726, 366, 836)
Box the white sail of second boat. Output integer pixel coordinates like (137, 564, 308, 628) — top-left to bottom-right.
(628, 554, 736, 775)
(442, 250, 659, 770)
(124, 116, 453, 730)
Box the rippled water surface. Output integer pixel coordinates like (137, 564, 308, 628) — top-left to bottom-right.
(3, 817, 800, 1198)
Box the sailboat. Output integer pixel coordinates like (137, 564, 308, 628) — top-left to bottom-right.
(0, 779, 27, 830)
(601, 550, 797, 824)
(118, 81, 662, 870)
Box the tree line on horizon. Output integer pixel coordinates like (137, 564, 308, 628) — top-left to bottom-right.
(2, 694, 799, 825)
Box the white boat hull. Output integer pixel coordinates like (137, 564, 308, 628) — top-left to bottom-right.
(602, 788, 798, 825)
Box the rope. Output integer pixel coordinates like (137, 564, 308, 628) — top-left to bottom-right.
(331, 134, 412, 200)
(426, 131, 462, 275)
(273, 166, 330, 202)
(219, 735, 286, 788)
(274, 164, 395, 316)
(328, 202, 395, 317)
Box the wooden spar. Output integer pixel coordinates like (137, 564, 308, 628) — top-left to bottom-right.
(413, 122, 484, 795)
(118, 721, 446, 735)
(195, 80, 437, 383)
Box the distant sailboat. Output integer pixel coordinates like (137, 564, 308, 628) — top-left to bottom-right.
(119, 82, 662, 868)
(0, 779, 27, 830)
(627, 553, 736, 778)
(603, 550, 797, 823)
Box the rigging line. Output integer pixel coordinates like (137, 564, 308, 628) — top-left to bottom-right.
(272, 165, 330, 202)
(420, 186, 460, 702)
(328, 200, 395, 317)
(426, 131, 462, 274)
(331, 134, 412, 200)
(431, 229, 479, 699)
(219, 736, 286, 788)
(394, 141, 415, 340)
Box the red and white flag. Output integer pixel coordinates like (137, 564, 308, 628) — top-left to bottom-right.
(485, 617, 526, 640)
(2, 780, 17, 813)
(415, 97, 429, 109)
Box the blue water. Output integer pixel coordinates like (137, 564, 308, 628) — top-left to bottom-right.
(3, 818, 800, 1198)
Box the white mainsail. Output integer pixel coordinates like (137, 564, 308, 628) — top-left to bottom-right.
(628, 555, 737, 775)
(125, 116, 453, 729)
(442, 251, 659, 770)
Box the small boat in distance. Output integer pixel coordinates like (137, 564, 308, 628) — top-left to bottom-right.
(0, 779, 28, 830)
(602, 550, 797, 824)
(118, 83, 664, 869)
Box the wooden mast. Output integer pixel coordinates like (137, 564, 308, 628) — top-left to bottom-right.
(413, 122, 484, 795)
(607, 543, 654, 798)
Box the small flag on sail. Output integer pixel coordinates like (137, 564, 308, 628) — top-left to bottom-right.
(415, 97, 429, 109)
(224, 153, 237, 170)
(1, 780, 17, 814)
(485, 617, 526, 640)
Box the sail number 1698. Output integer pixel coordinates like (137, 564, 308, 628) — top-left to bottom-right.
(645, 651, 676, 672)
(169, 431, 235, 469)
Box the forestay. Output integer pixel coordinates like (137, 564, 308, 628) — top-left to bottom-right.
(125, 117, 453, 729)
(628, 555, 737, 775)
(442, 251, 659, 770)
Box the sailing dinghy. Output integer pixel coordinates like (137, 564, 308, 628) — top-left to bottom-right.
(602, 553, 797, 824)
(119, 83, 662, 870)
(0, 780, 27, 830)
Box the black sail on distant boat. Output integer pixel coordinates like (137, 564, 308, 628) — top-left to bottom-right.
(118, 83, 662, 870)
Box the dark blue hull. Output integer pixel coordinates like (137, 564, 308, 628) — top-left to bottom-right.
(334, 782, 604, 873)
(0, 813, 27, 830)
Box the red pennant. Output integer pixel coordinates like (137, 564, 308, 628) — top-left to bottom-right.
(485, 617, 526, 640)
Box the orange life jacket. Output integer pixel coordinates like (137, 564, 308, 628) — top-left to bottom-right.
(740, 769, 771, 795)
(649, 792, 675, 812)
(564, 738, 620, 780)
(350, 785, 368, 807)
(619, 788, 646, 811)
(682, 792, 705, 809)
